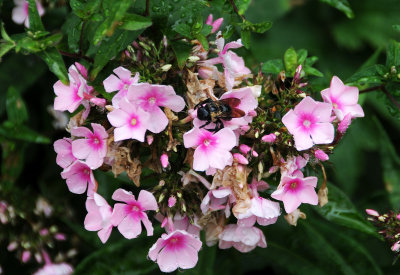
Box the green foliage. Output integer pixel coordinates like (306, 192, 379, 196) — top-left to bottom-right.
(319, 0, 354, 19)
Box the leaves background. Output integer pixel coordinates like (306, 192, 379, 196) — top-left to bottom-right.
(1, 0, 400, 274)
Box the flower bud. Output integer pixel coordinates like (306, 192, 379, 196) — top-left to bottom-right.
(338, 113, 352, 133)
(161, 64, 172, 72)
(391, 241, 400, 252)
(21, 251, 31, 263)
(261, 133, 276, 143)
(239, 144, 251, 155)
(160, 153, 169, 168)
(365, 209, 380, 217)
(252, 150, 259, 157)
(314, 149, 329, 161)
(249, 85, 262, 98)
(188, 56, 200, 62)
(233, 153, 248, 165)
(168, 196, 177, 208)
(146, 135, 154, 145)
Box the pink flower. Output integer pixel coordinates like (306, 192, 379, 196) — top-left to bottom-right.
(148, 230, 202, 272)
(34, 263, 73, 275)
(111, 188, 158, 239)
(201, 187, 235, 217)
(219, 224, 266, 253)
(321, 76, 364, 121)
(127, 83, 185, 133)
(365, 209, 379, 217)
(338, 113, 352, 134)
(237, 197, 280, 227)
(233, 153, 248, 165)
(183, 127, 236, 171)
(314, 149, 329, 161)
(271, 173, 318, 213)
(168, 196, 176, 208)
(160, 153, 169, 168)
(22, 250, 31, 263)
(107, 99, 150, 142)
(103, 67, 139, 108)
(54, 138, 76, 169)
(206, 14, 223, 33)
(61, 161, 96, 195)
(282, 96, 334, 151)
(392, 241, 400, 252)
(71, 123, 108, 169)
(261, 133, 276, 143)
(280, 155, 308, 178)
(12, 0, 44, 28)
(239, 144, 251, 154)
(84, 193, 113, 243)
(53, 64, 92, 113)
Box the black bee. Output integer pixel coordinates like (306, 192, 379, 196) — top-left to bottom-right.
(194, 98, 245, 133)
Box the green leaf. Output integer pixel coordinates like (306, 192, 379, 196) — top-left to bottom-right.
(37, 48, 69, 84)
(393, 25, 400, 33)
(27, 0, 45, 31)
(0, 42, 15, 60)
(223, 25, 234, 39)
(70, 0, 101, 19)
(170, 40, 192, 70)
(261, 59, 284, 74)
(119, 13, 152, 31)
(240, 29, 251, 49)
(6, 87, 28, 124)
(314, 183, 380, 238)
(235, 0, 252, 15)
(386, 40, 400, 67)
(0, 121, 50, 144)
(303, 65, 324, 77)
(297, 49, 308, 65)
(1, 141, 26, 191)
(196, 33, 209, 51)
(346, 64, 387, 85)
(172, 22, 193, 38)
(200, 24, 213, 37)
(283, 47, 297, 75)
(248, 21, 272, 33)
(61, 14, 83, 53)
(185, 237, 216, 275)
(90, 29, 142, 80)
(1, 22, 13, 43)
(319, 0, 354, 19)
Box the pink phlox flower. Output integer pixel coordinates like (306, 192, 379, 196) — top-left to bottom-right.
(127, 83, 185, 133)
(12, 0, 44, 28)
(107, 99, 150, 142)
(183, 127, 236, 171)
(206, 14, 224, 33)
(249, 178, 270, 192)
(271, 172, 318, 213)
(103, 67, 139, 108)
(321, 76, 364, 121)
(111, 188, 158, 239)
(54, 138, 76, 169)
(84, 193, 113, 243)
(33, 250, 72, 275)
(71, 123, 108, 169)
(201, 187, 235, 217)
(280, 155, 308, 178)
(282, 96, 334, 151)
(148, 230, 202, 273)
(218, 224, 266, 253)
(53, 64, 93, 114)
(162, 213, 201, 238)
(61, 160, 96, 195)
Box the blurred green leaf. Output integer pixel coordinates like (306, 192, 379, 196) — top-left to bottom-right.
(196, 33, 209, 51)
(261, 59, 284, 74)
(319, 0, 354, 19)
(283, 47, 297, 75)
(314, 183, 380, 238)
(6, 87, 28, 124)
(1, 22, 13, 43)
(120, 13, 152, 31)
(172, 22, 193, 38)
(70, 0, 101, 19)
(235, 0, 251, 15)
(386, 40, 400, 67)
(393, 25, 400, 32)
(241, 29, 251, 49)
(223, 25, 234, 39)
(185, 238, 216, 275)
(27, 0, 45, 31)
(346, 64, 387, 85)
(303, 65, 324, 77)
(62, 14, 83, 53)
(0, 141, 26, 191)
(13, 33, 63, 53)
(170, 40, 192, 69)
(297, 49, 308, 65)
(0, 121, 50, 144)
(37, 48, 69, 84)
(0, 42, 14, 60)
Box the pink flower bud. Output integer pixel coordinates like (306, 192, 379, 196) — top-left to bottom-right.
(147, 135, 154, 145)
(211, 18, 223, 33)
(397, 214, 400, 220)
(240, 125, 250, 133)
(338, 113, 352, 134)
(39, 228, 49, 236)
(75, 62, 88, 79)
(239, 144, 251, 154)
(34, 252, 42, 264)
(314, 149, 329, 161)
(365, 209, 379, 217)
(248, 110, 257, 117)
(22, 250, 31, 263)
(198, 66, 214, 79)
(90, 97, 106, 107)
(206, 14, 213, 25)
(233, 153, 248, 165)
(293, 64, 302, 83)
(7, 242, 18, 251)
(168, 196, 177, 208)
(391, 241, 400, 252)
(261, 133, 276, 143)
(160, 153, 169, 168)
(54, 233, 67, 241)
(252, 150, 259, 157)
(161, 217, 168, 228)
(269, 166, 279, 174)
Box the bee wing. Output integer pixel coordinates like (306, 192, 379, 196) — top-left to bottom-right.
(231, 108, 246, 118)
(220, 98, 241, 107)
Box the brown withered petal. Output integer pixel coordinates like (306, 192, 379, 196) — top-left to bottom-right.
(284, 209, 306, 226)
(112, 147, 142, 187)
(184, 70, 217, 109)
(318, 185, 329, 207)
(66, 110, 85, 132)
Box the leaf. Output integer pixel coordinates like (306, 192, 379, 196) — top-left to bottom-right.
(393, 25, 400, 33)
(249, 21, 273, 33)
(6, 87, 28, 124)
(235, 0, 252, 15)
(319, 0, 354, 19)
(61, 14, 83, 53)
(1, 141, 26, 191)
(37, 48, 69, 84)
(261, 59, 284, 74)
(303, 65, 324, 77)
(172, 22, 193, 38)
(27, 0, 45, 31)
(223, 25, 234, 39)
(170, 40, 192, 70)
(346, 64, 387, 85)
(196, 33, 209, 51)
(297, 49, 308, 65)
(119, 13, 152, 31)
(386, 40, 400, 67)
(0, 42, 15, 60)
(70, 0, 101, 20)
(0, 121, 50, 144)
(314, 183, 380, 238)
(1, 22, 13, 43)
(283, 47, 297, 75)
(240, 29, 251, 49)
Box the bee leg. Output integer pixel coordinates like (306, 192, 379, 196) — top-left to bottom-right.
(212, 118, 223, 133)
(200, 120, 212, 129)
(194, 98, 213, 109)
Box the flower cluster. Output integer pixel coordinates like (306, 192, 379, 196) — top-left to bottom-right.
(52, 14, 364, 273)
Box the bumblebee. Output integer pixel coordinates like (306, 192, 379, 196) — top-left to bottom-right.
(194, 98, 245, 133)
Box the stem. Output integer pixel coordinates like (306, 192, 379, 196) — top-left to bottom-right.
(359, 85, 383, 94)
(382, 86, 400, 111)
(58, 50, 94, 63)
(229, 0, 245, 20)
(144, 0, 150, 16)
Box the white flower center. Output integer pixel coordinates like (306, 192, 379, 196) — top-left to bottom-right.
(203, 139, 210, 146)
(93, 137, 100, 144)
(303, 119, 311, 128)
(333, 103, 338, 109)
(148, 97, 156, 105)
(123, 84, 129, 90)
(132, 205, 140, 211)
(131, 118, 137, 126)
(84, 169, 90, 175)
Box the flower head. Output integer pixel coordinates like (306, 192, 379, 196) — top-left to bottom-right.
(60, 161, 96, 195)
(84, 193, 113, 243)
(183, 127, 236, 171)
(282, 96, 334, 151)
(111, 188, 158, 239)
(148, 230, 202, 273)
(201, 187, 235, 217)
(12, 0, 44, 28)
(54, 138, 76, 169)
(71, 123, 108, 169)
(321, 76, 364, 121)
(218, 224, 266, 253)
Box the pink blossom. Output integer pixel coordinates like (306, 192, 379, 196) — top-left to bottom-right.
(252, 150, 258, 157)
(261, 133, 276, 143)
(206, 14, 224, 33)
(282, 96, 334, 151)
(391, 241, 400, 252)
(12, 0, 44, 28)
(338, 113, 352, 134)
(168, 196, 176, 208)
(239, 144, 251, 154)
(34, 263, 73, 275)
(249, 178, 270, 192)
(162, 214, 201, 237)
(111, 188, 158, 239)
(314, 149, 329, 161)
(219, 224, 266, 253)
(201, 187, 235, 217)
(84, 193, 113, 243)
(365, 209, 380, 217)
(127, 83, 185, 133)
(54, 138, 76, 169)
(103, 67, 139, 108)
(321, 76, 364, 121)
(160, 153, 169, 168)
(148, 230, 202, 272)
(280, 155, 308, 178)
(183, 127, 236, 171)
(71, 123, 108, 169)
(233, 153, 248, 165)
(61, 161, 96, 195)
(22, 250, 31, 263)
(271, 173, 318, 213)
(147, 135, 154, 145)
(107, 99, 150, 142)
